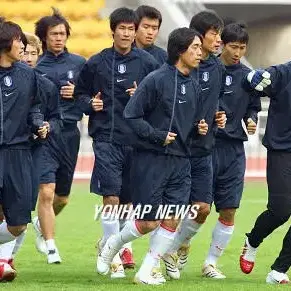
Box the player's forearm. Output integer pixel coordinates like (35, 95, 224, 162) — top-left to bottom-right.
(126, 118, 167, 145)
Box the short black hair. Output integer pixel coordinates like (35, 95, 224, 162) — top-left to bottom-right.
(168, 27, 202, 65)
(0, 17, 23, 54)
(221, 23, 249, 44)
(135, 5, 162, 28)
(35, 7, 70, 51)
(110, 7, 137, 32)
(190, 10, 223, 36)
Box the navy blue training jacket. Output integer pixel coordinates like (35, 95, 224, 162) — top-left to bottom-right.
(124, 63, 202, 157)
(74, 46, 159, 145)
(0, 62, 43, 148)
(216, 62, 261, 142)
(35, 50, 86, 123)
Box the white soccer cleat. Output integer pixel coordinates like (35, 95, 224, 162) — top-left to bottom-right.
(151, 267, 166, 283)
(32, 217, 47, 255)
(36, 235, 48, 255)
(110, 253, 126, 279)
(96, 238, 105, 253)
(163, 253, 180, 280)
(202, 264, 226, 279)
(0, 263, 17, 282)
(96, 236, 120, 275)
(134, 272, 165, 285)
(177, 244, 190, 270)
(110, 263, 126, 279)
(266, 270, 290, 284)
(47, 248, 62, 264)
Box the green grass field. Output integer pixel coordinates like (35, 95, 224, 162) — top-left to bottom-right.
(3, 182, 290, 290)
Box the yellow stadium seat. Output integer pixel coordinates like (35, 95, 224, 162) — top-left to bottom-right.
(70, 19, 110, 38)
(67, 36, 112, 58)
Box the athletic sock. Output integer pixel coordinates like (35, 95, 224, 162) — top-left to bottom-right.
(204, 218, 234, 266)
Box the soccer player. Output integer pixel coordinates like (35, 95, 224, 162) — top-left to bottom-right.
(96, 27, 208, 285)
(240, 41, 291, 286)
(74, 7, 159, 278)
(0, 18, 47, 280)
(32, 8, 86, 264)
(114, 5, 167, 269)
(199, 23, 261, 279)
(0, 32, 61, 270)
(162, 10, 226, 279)
(135, 5, 167, 66)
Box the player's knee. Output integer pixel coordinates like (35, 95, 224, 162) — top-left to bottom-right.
(194, 202, 211, 223)
(39, 183, 55, 204)
(103, 196, 119, 206)
(7, 224, 27, 236)
(137, 220, 160, 234)
(219, 208, 236, 224)
(269, 207, 291, 224)
(54, 195, 69, 208)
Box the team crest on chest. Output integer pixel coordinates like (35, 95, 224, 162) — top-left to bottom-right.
(67, 70, 74, 80)
(181, 84, 186, 95)
(4, 76, 12, 87)
(118, 64, 126, 74)
(202, 72, 209, 82)
(225, 75, 232, 86)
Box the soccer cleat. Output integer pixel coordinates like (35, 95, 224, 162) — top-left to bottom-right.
(202, 264, 226, 279)
(240, 237, 257, 274)
(266, 270, 290, 284)
(96, 238, 105, 253)
(163, 253, 180, 280)
(151, 267, 166, 283)
(133, 272, 165, 285)
(96, 235, 120, 275)
(47, 249, 62, 264)
(32, 217, 47, 255)
(120, 248, 135, 269)
(35, 235, 48, 255)
(8, 259, 15, 271)
(0, 263, 17, 282)
(177, 243, 190, 270)
(110, 263, 126, 279)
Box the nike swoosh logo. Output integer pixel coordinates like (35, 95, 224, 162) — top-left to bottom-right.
(117, 79, 126, 83)
(4, 92, 13, 97)
(224, 91, 233, 94)
(179, 100, 186, 104)
(201, 87, 209, 91)
(41, 74, 47, 77)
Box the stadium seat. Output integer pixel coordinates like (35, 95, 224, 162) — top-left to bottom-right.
(1, 0, 109, 58)
(67, 36, 112, 58)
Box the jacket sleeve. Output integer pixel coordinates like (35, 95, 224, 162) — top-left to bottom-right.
(40, 76, 63, 134)
(265, 63, 291, 97)
(123, 75, 168, 145)
(28, 72, 44, 134)
(74, 57, 100, 115)
(243, 90, 262, 125)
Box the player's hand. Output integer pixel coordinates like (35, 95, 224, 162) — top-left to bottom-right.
(43, 121, 50, 133)
(91, 92, 103, 112)
(215, 111, 227, 128)
(247, 118, 257, 135)
(37, 125, 48, 139)
(60, 81, 75, 99)
(126, 81, 137, 97)
(247, 69, 271, 92)
(163, 132, 177, 146)
(198, 119, 208, 135)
